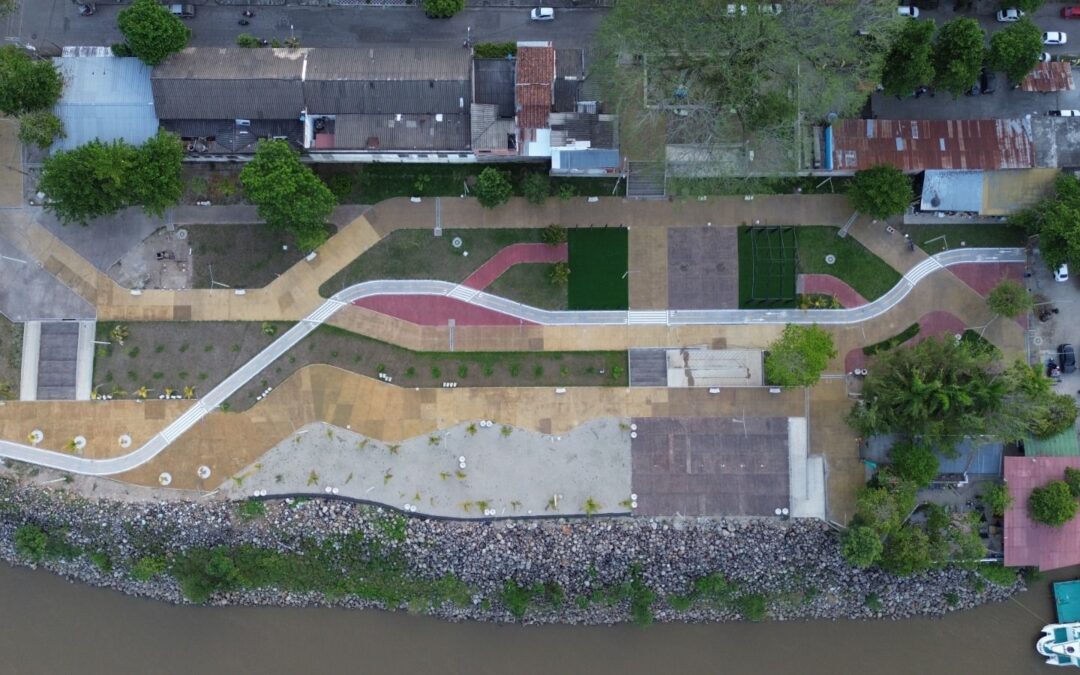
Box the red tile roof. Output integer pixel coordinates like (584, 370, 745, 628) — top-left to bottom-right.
(516, 44, 555, 130)
(1004, 456, 1080, 570)
(830, 119, 1034, 172)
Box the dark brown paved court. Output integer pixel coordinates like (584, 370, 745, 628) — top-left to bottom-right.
(631, 416, 789, 517)
(667, 228, 739, 309)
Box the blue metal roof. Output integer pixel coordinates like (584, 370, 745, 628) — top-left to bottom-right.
(920, 170, 984, 213)
(556, 148, 620, 171)
(52, 57, 158, 152)
(862, 434, 1003, 476)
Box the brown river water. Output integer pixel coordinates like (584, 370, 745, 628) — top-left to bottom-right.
(0, 562, 1069, 675)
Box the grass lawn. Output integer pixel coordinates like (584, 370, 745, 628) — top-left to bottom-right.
(319, 228, 564, 304)
(669, 175, 851, 198)
(0, 313, 21, 399)
(738, 226, 798, 308)
(485, 264, 568, 310)
(225, 325, 627, 410)
(316, 164, 623, 204)
(189, 224, 309, 289)
(567, 228, 629, 310)
(899, 224, 1029, 254)
(796, 227, 902, 302)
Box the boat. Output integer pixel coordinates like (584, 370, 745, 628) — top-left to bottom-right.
(1038, 624, 1080, 666)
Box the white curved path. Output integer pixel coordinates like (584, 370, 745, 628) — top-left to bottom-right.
(0, 248, 1024, 477)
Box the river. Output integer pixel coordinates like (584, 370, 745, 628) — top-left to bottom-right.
(0, 563, 1070, 674)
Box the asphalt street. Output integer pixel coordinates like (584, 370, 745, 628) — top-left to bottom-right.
(5, 2, 604, 51)
(872, 3, 1080, 119)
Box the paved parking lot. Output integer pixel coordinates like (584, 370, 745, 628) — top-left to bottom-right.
(1030, 248, 1080, 402)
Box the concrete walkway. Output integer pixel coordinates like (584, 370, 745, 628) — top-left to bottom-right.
(0, 246, 1026, 478)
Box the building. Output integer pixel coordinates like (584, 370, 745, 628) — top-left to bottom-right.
(918, 168, 1057, 216)
(51, 54, 158, 153)
(1004, 456, 1080, 570)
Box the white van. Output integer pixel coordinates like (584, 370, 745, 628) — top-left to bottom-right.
(169, 4, 196, 19)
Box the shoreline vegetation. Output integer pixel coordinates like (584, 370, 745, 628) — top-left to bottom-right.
(0, 477, 1021, 625)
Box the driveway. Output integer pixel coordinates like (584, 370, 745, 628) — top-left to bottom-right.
(8, 3, 605, 51)
(1030, 246, 1080, 397)
(871, 2, 1080, 119)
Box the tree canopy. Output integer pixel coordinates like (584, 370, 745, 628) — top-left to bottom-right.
(422, 0, 464, 18)
(240, 140, 337, 251)
(474, 168, 513, 209)
(117, 0, 191, 66)
(848, 165, 914, 219)
(987, 17, 1043, 84)
(17, 111, 64, 150)
(881, 19, 936, 97)
(986, 279, 1031, 319)
(931, 18, 985, 97)
(0, 45, 63, 116)
(841, 526, 883, 569)
(764, 324, 836, 386)
(38, 131, 184, 224)
(891, 441, 939, 488)
(594, 0, 898, 171)
(984, 483, 1013, 517)
(1011, 173, 1080, 272)
(1029, 480, 1078, 527)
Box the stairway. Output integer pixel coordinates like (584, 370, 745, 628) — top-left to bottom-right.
(626, 161, 667, 199)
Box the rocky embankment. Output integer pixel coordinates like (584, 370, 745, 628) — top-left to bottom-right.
(0, 479, 1021, 624)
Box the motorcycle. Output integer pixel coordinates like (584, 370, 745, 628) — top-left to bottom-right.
(242, 10, 255, 18)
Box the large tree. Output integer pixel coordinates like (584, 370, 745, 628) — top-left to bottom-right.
(240, 139, 337, 251)
(764, 323, 836, 386)
(594, 0, 898, 171)
(1029, 480, 1078, 527)
(931, 18, 985, 97)
(0, 45, 63, 116)
(891, 441, 939, 488)
(1011, 173, 1080, 272)
(841, 526, 884, 569)
(881, 19, 936, 98)
(987, 17, 1043, 84)
(17, 110, 64, 150)
(39, 140, 138, 224)
(986, 279, 1031, 319)
(848, 337, 1009, 452)
(474, 167, 513, 209)
(1001, 360, 1078, 439)
(118, 0, 191, 66)
(848, 165, 914, 218)
(38, 132, 184, 224)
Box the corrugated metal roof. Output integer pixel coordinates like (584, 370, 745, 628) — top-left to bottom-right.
(306, 47, 470, 81)
(303, 80, 470, 115)
(333, 113, 469, 151)
(471, 103, 516, 152)
(474, 58, 515, 118)
(1025, 429, 1080, 457)
(152, 78, 304, 120)
(1021, 62, 1075, 93)
(555, 49, 585, 79)
(52, 57, 158, 152)
(549, 112, 617, 149)
(153, 47, 308, 80)
(830, 118, 1034, 172)
(982, 168, 1058, 215)
(920, 170, 984, 212)
(554, 148, 621, 171)
(861, 434, 1002, 475)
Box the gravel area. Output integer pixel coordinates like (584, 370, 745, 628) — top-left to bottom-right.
(0, 475, 1021, 625)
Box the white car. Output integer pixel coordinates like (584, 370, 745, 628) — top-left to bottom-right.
(1057, 263, 1070, 283)
(897, 6, 919, 18)
(1041, 52, 1052, 62)
(996, 8, 1024, 22)
(1049, 110, 1080, 116)
(530, 7, 554, 21)
(1044, 31, 1068, 45)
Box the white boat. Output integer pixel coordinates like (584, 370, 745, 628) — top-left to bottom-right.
(1038, 623, 1080, 666)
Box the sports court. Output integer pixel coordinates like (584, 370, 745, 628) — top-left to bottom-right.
(737, 226, 798, 308)
(666, 228, 739, 309)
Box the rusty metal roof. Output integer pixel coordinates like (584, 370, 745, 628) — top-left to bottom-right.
(1021, 62, 1075, 93)
(830, 118, 1034, 172)
(1005, 456, 1080, 571)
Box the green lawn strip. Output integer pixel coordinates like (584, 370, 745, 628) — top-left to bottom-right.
(316, 163, 623, 204)
(225, 325, 628, 410)
(669, 175, 851, 197)
(900, 224, 1028, 254)
(319, 228, 546, 297)
(796, 226, 901, 302)
(484, 263, 568, 310)
(0, 313, 21, 400)
(862, 323, 920, 356)
(567, 228, 629, 310)
(737, 226, 798, 308)
(188, 224, 306, 289)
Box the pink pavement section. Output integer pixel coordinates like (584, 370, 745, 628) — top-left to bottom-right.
(844, 310, 967, 373)
(352, 295, 537, 327)
(799, 274, 868, 308)
(461, 242, 568, 290)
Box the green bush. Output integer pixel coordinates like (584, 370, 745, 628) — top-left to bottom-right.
(474, 42, 517, 58)
(1029, 480, 1078, 527)
(735, 593, 768, 621)
(131, 555, 168, 581)
(500, 580, 534, 619)
(13, 524, 47, 561)
(977, 563, 1019, 587)
(474, 167, 513, 209)
(841, 525, 884, 569)
(1065, 467, 1080, 498)
(891, 441, 939, 488)
(422, 0, 464, 18)
(236, 33, 261, 48)
(237, 499, 267, 522)
(522, 173, 550, 205)
(984, 482, 1013, 518)
(862, 323, 920, 356)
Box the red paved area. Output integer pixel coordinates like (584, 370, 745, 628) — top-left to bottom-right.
(1005, 456, 1080, 570)
(947, 262, 1025, 297)
(353, 295, 537, 326)
(800, 274, 868, 308)
(844, 310, 967, 372)
(462, 242, 568, 290)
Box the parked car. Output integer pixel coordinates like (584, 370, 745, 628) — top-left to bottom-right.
(1044, 31, 1068, 46)
(968, 69, 997, 96)
(1041, 52, 1053, 62)
(1049, 110, 1080, 116)
(530, 7, 555, 21)
(77, 3, 94, 15)
(1056, 262, 1070, 282)
(897, 6, 919, 18)
(1060, 344, 1077, 374)
(168, 4, 195, 18)
(1063, 6, 1080, 18)
(997, 8, 1024, 22)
